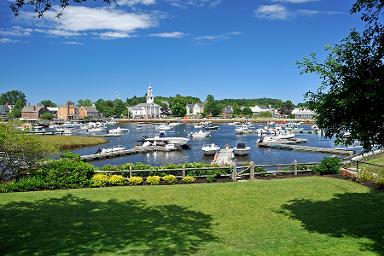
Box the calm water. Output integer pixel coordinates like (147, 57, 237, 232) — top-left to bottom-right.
(71, 123, 340, 167)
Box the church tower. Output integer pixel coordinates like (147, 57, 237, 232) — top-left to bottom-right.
(146, 86, 154, 104)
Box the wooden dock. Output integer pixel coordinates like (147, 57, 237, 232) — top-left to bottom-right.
(80, 146, 179, 162)
(212, 148, 235, 166)
(258, 142, 354, 155)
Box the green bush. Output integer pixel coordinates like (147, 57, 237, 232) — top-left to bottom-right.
(90, 174, 110, 187)
(0, 176, 47, 193)
(206, 175, 215, 183)
(314, 157, 342, 175)
(357, 169, 384, 186)
(255, 167, 265, 173)
(182, 176, 196, 183)
(129, 176, 143, 186)
(146, 176, 161, 185)
(162, 175, 177, 184)
(102, 164, 119, 171)
(108, 174, 126, 186)
(61, 152, 81, 161)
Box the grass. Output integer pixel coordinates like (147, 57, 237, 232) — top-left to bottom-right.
(0, 177, 383, 255)
(359, 154, 384, 176)
(35, 135, 107, 150)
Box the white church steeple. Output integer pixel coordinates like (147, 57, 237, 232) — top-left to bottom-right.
(146, 85, 154, 104)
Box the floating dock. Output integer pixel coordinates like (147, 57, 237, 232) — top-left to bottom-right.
(212, 148, 235, 166)
(80, 146, 179, 162)
(258, 142, 354, 155)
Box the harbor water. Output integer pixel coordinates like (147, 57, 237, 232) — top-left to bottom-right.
(71, 123, 341, 167)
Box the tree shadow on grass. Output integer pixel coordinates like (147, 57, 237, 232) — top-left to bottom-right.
(279, 191, 384, 255)
(0, 194, 218, 255)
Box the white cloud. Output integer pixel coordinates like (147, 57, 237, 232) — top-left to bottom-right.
(255, 4, 289, 20)
(44, 29, 82, 37)
(195, 31, 240, 41)
(0, 26, 32, 36)
(116, 0, 156, 6)
(0, 38, 18, 43)
(43, 6, 157, 33)
(149, 31, 185, 38)
(166, 0, 221, 8)
(255, 4, 343, 20)
(98, 31, 132, 39)
(62, 41, 83, 45)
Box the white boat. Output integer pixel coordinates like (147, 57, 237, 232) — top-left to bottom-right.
(109, 127, 129, 135)
(63, 129, 72, 136)
(165, 143, 177, 150)
(202, 143, 220, 155)
(333, 141, 363, 151)
(99, 145, 126, 154)
(235, 124, 255, 134)
(228, 122, 240, 126)
(144, 132, 190, 146)
(88, 127, 105, 133)
(276, 133, 295, 140)
(233, 143, 251, 156)
(190, 130, 211, 138)
(156, 124, 172, 131)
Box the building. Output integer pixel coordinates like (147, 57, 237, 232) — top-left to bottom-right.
(222, 106, 234, 117)
(58, 101, 79, 121)
(0, 105, 10, 118)
(128, 86, 161, 119)
(250, 105, 275, 115)
(186, 103, 205, 116)
(47, 107, 58, 119)
(291, 108, 315, 119)
(20, 105, 49, 120)
(79, 106, 100, 120)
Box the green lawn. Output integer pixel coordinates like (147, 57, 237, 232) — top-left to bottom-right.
(360, 154, 384, 175)
(36, 135, 107, 150)
(0, 177, 383, 255)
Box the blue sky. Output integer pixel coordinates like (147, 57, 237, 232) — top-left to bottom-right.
(0, 0, 362, 104)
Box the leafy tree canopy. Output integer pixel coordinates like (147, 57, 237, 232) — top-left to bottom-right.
(40, 100, 57, 107)
(0, 90, 26, 105)
(78, 99, 93, 107)
(204, 95, 221, 117)
(298, 0, 383, 149)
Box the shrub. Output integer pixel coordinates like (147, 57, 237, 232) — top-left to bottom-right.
(314, 157, 342, 175)
(37, 159, 94, 189)
(0, 176, 47, 193)
(162, 175, 177, 184)
(182, 176, 196, 183)
(255, 167, 265, 173)
(90, 174, 110, 187)
(129, 176, 143, 186)
(356, 169, 384, 186)
(108, 175, 126, 186)
(102, 164, 119, 171)
(206, 175, 215, 183)
(146, 176, 161, 185)
(61, 152, 81, 161)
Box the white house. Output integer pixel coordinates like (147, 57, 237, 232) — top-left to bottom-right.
(291, 108, 315, 119)
(186, 103, 204, 116)
(250, 105, 274, 115)
(128, 86, 161, 119)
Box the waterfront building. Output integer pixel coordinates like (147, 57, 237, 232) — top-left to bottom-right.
(222, 106, 234, 117)
(0, 105, 10, 118)
(20, 105, 50, 120)
(250, 105, 275, 115)
(79, 106, 100, 120)
(291, 108, 315, 119)
(58, 101, 79, 121)
(128, 86, 161, 119)
(186, 103, 205, 116)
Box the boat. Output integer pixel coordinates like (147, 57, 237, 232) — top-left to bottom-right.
(233, 143, 251, 156)
(193, 123, 204, 129)
(202, 143, 220, 155)
(276, 133, 295, 140)
(204, 123, 219, 130)
(228, 122, 240, 126)
(156, 124, 172, 131)
(189, 130, 211, 138)
(235, 124, 255, 134)
(63, 129, 72, 136)
(144, 132, 190, 146)
(97, 145, 126, 154)
(109, 127, 129, 134)
(165, 143, 177, 150)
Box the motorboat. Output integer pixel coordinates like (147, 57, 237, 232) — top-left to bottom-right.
(233, 143, 251, 156)
(204, 123, 219, 130)
(144, 132, 190, 146)
(97, 145, 126, 154)
(235, 124, 255, 134)
(156, 124, 172, 131)
(276, 133, 295, 140)
(165, 143, 177, 150)
(228, 122, 240, 126)
(63, 129, 72, 136)
(189, 130, 211, 138)
(202, 143, 220, 155)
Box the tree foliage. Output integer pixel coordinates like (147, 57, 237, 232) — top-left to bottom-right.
(279, 100, 295, 116)
(0, 90, 26, 105)
(40, 112, 55, 120)
(298, 0, 383, 149)
(204, 95, 221, 117)
(40, 100, 57, 107)
(78, 99, 93, 107)
(0, 124, 55, 180)
(170, 95, 186, 117)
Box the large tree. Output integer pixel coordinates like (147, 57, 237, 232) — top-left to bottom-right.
(279, 100, 295, 116)
(0, 90, 26, 105)
(77, 99, 93, 107)
(40, 100, 57, 107)
(0, 124, 55, 180)
(170, 95, 187, 117)
(204, 95, 221, 117)
(298, 0, 383, 149)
